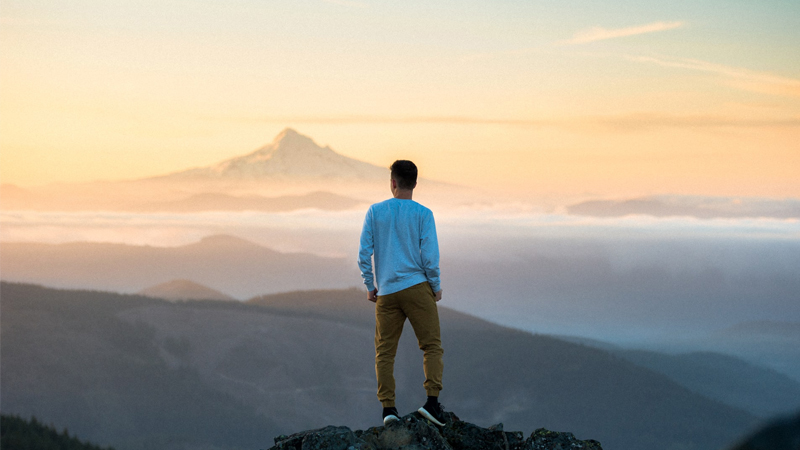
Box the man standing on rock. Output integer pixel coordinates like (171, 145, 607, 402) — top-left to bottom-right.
(358, 160, 446, 427)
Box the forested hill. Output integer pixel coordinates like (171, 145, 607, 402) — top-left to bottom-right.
(1, 282, 759, 450)
(1, 414, 115, 450)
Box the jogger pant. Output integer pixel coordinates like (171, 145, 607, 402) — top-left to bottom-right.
(374, 281, 443, 407)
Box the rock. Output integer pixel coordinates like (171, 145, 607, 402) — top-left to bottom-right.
(272, 425, 369, 450)
(526, 428, 603, 450)
(357, 413, 451, 450)
(440, 412, 526, 450)
(267, 412, 602, 450)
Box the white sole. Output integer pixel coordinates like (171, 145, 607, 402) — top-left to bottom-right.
(383, 415, 400, 426)
(417, 407, 445, 426)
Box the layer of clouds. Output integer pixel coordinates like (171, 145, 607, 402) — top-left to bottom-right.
(2, 208, 798, 344)
(2, 207, 798, 254)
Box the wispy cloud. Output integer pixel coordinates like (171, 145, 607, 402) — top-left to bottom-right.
(596, 113, 800, 130)
(626, 54, 800, 98)
(321, 0, 368, 8)
(562, 21, 685, 45)
(459, 21, 683, 62)
(249, 115, 556, 126)
(210, 113, 800, 130)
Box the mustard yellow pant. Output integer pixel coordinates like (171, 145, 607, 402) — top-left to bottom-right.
(375, 281, 443, 407)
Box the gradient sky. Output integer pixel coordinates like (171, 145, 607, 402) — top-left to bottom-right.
(2, 0, 799, 199)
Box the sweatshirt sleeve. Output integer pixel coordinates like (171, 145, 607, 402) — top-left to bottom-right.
(420, 210, 441, 293)
(358, 207, 376, 292)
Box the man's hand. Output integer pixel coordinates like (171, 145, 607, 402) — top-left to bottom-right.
(434, 290, 443, 302)
(368, 289, 378, 303)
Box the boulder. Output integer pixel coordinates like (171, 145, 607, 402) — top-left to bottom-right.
(269, 412, 602, 450)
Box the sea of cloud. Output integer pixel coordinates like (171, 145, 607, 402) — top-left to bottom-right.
(2, 207, 799, 344)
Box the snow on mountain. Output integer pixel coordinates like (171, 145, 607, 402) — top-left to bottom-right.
(164, 128, 387, 181)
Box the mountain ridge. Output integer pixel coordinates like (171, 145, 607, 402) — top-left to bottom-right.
(0, 234, 355, 298)
(1, 281, 759, 450)
(138, 279, 237, 302)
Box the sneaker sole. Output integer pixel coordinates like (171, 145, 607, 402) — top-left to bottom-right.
(383, 415, 400, 426)
(417, 407, 445, 426)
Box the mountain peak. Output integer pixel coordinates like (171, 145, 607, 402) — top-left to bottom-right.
(257, 128, 332, 160)
(274, 127, 301, 141)
(269, 128, 318, 150)
(165, 128, 387, 181)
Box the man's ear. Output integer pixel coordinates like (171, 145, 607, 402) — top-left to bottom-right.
(391, 178, 397, 189)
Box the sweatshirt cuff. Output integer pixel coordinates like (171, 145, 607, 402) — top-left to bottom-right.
(365, 282, 376, 292)
(429, 282, 441, 294)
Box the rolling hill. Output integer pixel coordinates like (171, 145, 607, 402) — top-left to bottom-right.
(0, 235, 357, 298)
(1, 282, 763, 450)
(138, 279, 237, 302)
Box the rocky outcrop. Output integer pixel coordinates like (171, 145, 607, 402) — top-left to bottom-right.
(269, 411, 602, 450)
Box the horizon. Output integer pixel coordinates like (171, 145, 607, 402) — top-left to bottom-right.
(2, 125, 799, 206)
(2, 124, 799, 201)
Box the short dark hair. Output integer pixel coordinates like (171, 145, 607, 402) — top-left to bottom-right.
(390, 160, 418, 190)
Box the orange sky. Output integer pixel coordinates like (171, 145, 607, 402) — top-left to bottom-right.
(1, 1, 798, 199)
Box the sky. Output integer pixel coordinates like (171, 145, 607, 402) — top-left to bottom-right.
(2, 0, 799, 199)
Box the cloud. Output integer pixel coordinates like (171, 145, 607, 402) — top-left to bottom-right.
(220, 114, 556, 126)
(219, 113, 800, 130)
(562, 21, 685, 45)
(625, 55, 800, 98)
(596, 113, 800, 130)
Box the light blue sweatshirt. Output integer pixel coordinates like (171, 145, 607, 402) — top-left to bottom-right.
(358, 198, 441, 296)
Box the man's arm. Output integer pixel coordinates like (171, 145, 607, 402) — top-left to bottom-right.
(420, 210, 441, 296)
(358, 208, 377, 299)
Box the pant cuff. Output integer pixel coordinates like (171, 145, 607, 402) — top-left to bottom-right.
(381, 400, 395, 407)
(425, 389, 440, 397)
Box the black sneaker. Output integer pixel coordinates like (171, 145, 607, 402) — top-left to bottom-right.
(418, 399, 446, 426)
(382, 407, 400, 425)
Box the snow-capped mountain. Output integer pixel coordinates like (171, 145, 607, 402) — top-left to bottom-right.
(162, 128, 387, 181)
(1, 128, 462, 212)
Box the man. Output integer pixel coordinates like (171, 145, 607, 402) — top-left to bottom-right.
(358, 160, 446, 427)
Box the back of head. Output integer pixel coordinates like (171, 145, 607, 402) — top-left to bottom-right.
(390, 160, 418, 190)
